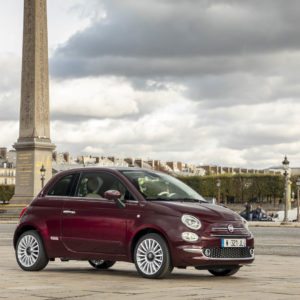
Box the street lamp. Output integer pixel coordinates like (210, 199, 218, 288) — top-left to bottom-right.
(40, 164, 46, 188)
(296, 178, 300, 222)
(281, 156, 290, 225)
(216, 179, 221, 205)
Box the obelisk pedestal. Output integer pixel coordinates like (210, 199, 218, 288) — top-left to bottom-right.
(11, 0, 55, 204)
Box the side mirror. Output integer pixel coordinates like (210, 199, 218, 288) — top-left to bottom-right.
(104, 190, 126, 209)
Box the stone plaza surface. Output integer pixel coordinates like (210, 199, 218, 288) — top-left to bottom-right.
(0, 245, 299, 300)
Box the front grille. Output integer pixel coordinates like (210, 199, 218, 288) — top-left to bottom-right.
(203, 247, 253, 259)
(212, 227, 244, 231)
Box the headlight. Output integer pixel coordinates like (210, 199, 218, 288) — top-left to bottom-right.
(181, 232, 199, 242)
(181, 214, 202, 230)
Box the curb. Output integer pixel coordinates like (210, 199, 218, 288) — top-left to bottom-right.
(249, 221, 300, 228)
(0, 221, 18, 224)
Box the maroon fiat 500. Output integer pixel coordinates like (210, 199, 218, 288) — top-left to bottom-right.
(14, 168, 254, 279)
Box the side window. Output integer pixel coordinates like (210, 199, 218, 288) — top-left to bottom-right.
(76, 172, 134, 201)
(76, 173, 104, 199)
(47, 174, 74, 196)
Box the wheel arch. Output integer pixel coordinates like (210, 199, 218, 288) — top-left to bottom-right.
(14, 225, 43, 249)
(130, 227, 171, 262)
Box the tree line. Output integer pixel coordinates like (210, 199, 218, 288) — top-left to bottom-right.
(177, 174, 291, 204)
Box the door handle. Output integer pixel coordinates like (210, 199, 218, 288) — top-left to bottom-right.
(63, 210, 76, 215)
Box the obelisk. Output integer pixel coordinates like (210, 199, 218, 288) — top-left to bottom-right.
(11, 0, 55, 204)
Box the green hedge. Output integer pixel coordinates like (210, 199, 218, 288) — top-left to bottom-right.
(177, 174, 285, 203)
(0, 185, 15, 203)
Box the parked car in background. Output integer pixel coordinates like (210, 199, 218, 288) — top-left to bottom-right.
(240, 208, 272, 222)
(14, 168, 254, 279)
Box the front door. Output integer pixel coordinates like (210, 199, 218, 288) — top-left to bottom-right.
(61, 171, 135, 255)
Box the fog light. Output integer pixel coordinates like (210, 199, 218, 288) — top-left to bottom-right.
(204, 248, 211, 257)
(181, 232, 199, 242)
(250, 248, 255, 256)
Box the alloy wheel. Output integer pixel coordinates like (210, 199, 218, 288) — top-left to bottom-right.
(17, 234, 40, 268)
(90, 259, 105, 266)
(136, 238, 164, 275)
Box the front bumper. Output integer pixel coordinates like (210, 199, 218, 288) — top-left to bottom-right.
(171, 236, 255, 267)
(183, 246, 254, 260)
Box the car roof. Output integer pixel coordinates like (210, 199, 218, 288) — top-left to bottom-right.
(55, 166, 162, 176)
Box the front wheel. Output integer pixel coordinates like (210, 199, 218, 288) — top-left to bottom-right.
(88, 260, 115, 269)
(16, 230, 49, 271)
(208, 266, 240, 276)
(134, 233, 173, 279)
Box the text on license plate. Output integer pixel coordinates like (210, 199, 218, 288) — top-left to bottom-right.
(221, 238, 246, 248)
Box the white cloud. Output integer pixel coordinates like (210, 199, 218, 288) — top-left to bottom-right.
(51, 77, 139, 118)
(0, 121, 18, 147)
(82, 146, 104, 155)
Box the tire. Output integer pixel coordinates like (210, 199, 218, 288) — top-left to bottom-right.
(88, 260, 115, 269)
(16, 230, 49, 271)
(134, 233, 173, 279)
(208, 266, 240, 276)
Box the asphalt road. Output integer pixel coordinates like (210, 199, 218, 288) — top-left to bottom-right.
(1, 223, 299, 256)
(250, 226, 300, 256)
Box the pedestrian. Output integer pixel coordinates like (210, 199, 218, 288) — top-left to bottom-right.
(245, 201, 251, 221)
(255, 205, 263, 221)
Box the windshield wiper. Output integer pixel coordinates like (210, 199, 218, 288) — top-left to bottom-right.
(171, 198, 207, 203)
(145, 197, 207, 203)
(146, 197, 174, 201)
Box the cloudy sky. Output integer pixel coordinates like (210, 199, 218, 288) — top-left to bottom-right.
(1, 0, 300, 169)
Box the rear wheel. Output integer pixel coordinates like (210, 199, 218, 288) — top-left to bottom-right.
(16, 230, 49, 271)
(134, 233, 173, 279)
(88, 260, 115, 269)
(208, 266, 240, 276)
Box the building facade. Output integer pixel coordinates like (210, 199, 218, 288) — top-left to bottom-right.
(0, 162, 16, 185)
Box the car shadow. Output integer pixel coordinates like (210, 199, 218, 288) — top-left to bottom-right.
(43, 266, 247, 282)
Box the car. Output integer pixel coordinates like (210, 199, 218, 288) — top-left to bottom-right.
(240, 208, 272, 221)
(272, 208, 298, 222)
(14, 167, 254, 279)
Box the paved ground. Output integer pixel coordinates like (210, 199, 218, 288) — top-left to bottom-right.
(1, 246, 299, 300)
(0, 224, 299, 299)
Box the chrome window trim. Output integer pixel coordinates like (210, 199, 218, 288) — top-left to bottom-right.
(45, 195, 73, 199)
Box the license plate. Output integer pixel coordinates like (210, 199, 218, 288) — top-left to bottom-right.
(221, 238, 246, 248)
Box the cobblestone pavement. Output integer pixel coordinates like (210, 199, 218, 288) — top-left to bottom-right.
(0, 245, 299, 300)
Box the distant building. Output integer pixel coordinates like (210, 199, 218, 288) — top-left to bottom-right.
(263, 166, 285, 175)
(199, 165, 283, 176)
(0, 146, 290, 186)
(0, 148, 16, 185)
(291, 168, 300, 176)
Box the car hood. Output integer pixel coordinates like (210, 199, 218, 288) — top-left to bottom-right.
(150, 201, 241, 222)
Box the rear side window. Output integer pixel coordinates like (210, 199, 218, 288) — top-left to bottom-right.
(47, 174, 74, 196)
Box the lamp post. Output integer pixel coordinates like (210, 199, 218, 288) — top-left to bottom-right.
(281, 156, 290, 225)
(216, 179, 221, 205)
(296, 178, 300, 222)
(40, 164, 46, 188)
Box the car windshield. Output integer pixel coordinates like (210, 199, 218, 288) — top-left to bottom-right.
(120, 170, 206, 202)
